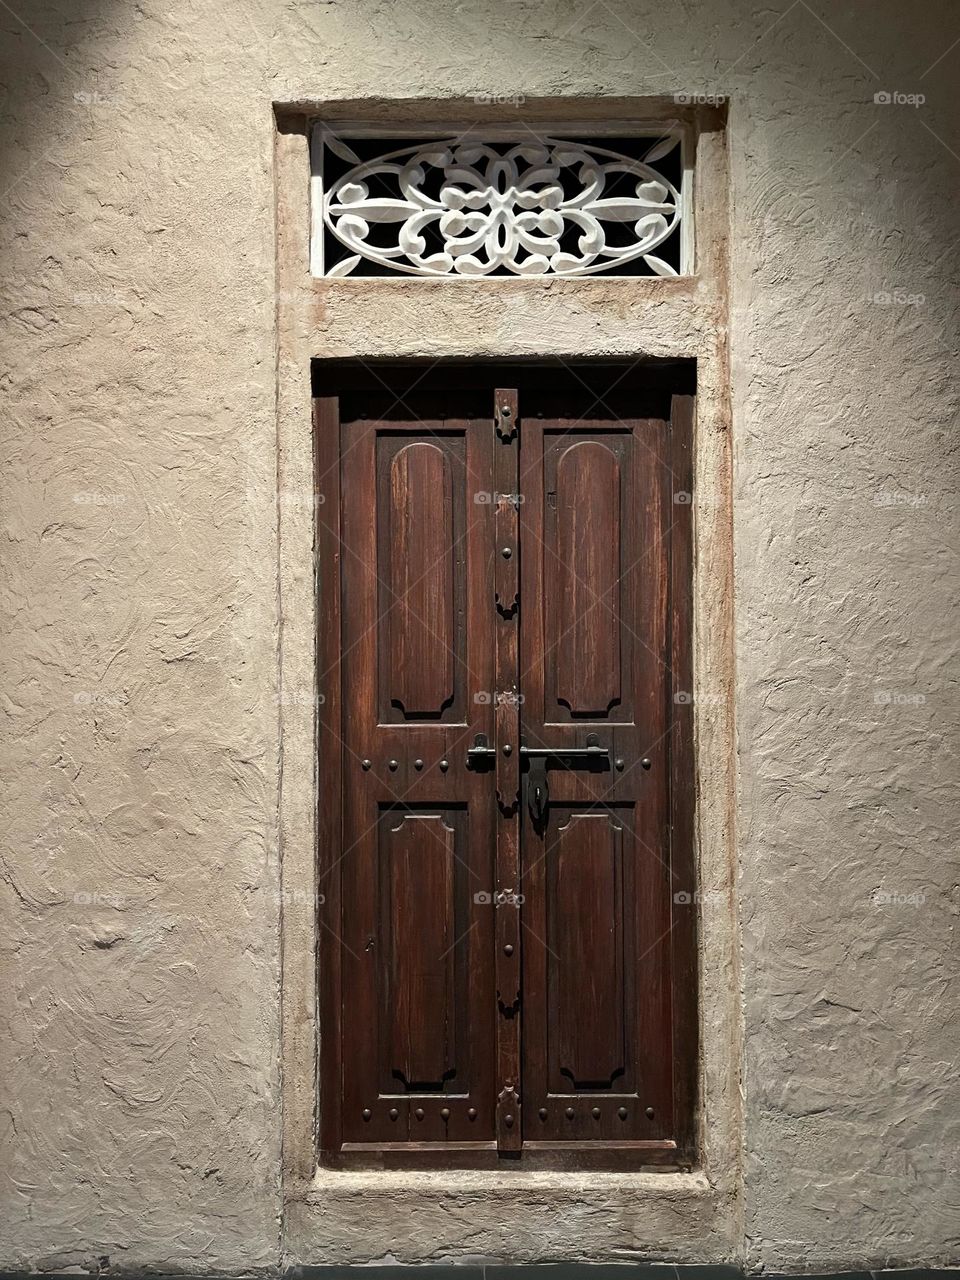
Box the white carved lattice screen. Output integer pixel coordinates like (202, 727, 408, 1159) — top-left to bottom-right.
(310, 126, 691, 279)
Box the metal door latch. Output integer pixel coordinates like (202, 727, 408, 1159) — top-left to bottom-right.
(468, 733, 610, 820)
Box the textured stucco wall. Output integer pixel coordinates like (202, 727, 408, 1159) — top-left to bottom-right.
(1, 0, 958, 1274)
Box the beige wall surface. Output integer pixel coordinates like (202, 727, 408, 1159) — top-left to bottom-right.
(1, 0, 957, 1274)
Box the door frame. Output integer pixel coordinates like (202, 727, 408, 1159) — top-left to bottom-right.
(313, 363, 698, 1171)
(274, 100, 740, 1264)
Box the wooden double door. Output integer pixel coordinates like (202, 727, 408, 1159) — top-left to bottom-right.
(316, 362, 697, 1168)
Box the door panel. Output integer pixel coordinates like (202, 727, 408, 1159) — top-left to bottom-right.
(317, 365, 696, 1168)
(377, 434, 464, 722)
(324, 391, 498, 1157)
(551, 438, 624, 718)
(518, 397, 677, 1152)
(549, 810, 627, 1091)
(379, 808, 461, 1093)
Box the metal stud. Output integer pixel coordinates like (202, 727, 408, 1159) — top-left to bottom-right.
(592, 1107, 601, 1118)
(615, 757, 625, 771)
(389, 1108, 399, 1120)
(538, 1108, 548, 1120)
(503, 943, 514, 956)
(440, 1107, 450, 1120)
(505, 1113, 514, 1127)
(565, 1106, 575, 1119)
(439, 759, 449, 772)
(361, 758, 372, 770)
(415, 1107, 424, 1120)
(388, 759, 399, 771)
(414, 758, 424, 770)
(645, 1106, 655, 1118)
(618, 1106, 628, 1119)
(642, 758, 652, 770)
(502, 743, 512, 756)
(467, 1107, 477, 1120)
(362, 1108, 371, 1121)
(501, 406, 512, 417)
(501, 546, 512, 559)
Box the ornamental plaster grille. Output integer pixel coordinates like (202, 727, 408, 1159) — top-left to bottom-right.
(311, 129, 689, 279)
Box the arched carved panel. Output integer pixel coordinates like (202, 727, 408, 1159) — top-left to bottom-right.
(547, 812, 626, 1090)
(380, 812, 458, 1091)
(380, 440, 456, 719)
(554, 440, 622, 717)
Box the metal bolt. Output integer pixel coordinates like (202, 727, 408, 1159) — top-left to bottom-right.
(592, 1107, 601, 1118)
(642, 758, 652, 770)
(440, 1107, 450, 1120)
(538, 1107, 548, 1120)
(645, 1106, 655, 1119)
(615, 757, 625, 770)
(503, 943, 514, 956)
(388, 759, 398, 771)
(467, 1107, 477, 1120)
(414, 758, 424, 770)
(415, 1107, 424, 1120)
(389, 1108, 399, 1120)
(439, 758, 449, 772)
(501, 406, 511, 417)
(362, 759, 372, 770)
(362, 1108, 371, 1121)
(618, 1106, 628, 1119)
(502, 742, 512, 756)
(501, 546, 512, 559)
(565, 1107, 575, 1119)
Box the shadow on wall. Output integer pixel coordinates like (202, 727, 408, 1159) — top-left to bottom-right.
(0, 0, 137, 176)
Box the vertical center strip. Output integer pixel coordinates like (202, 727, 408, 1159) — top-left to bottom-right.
(493, 387, 521, 1153)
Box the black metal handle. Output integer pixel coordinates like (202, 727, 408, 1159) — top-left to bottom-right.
(467, 733, 610, 766)
(519, 743, 609, 761)
(466, 733, 497, 765)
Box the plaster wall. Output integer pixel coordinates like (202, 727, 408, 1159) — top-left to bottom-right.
(1, 0, 957, 1274)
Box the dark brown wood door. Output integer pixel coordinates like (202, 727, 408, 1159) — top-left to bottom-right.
(316, 364, 696, 1169)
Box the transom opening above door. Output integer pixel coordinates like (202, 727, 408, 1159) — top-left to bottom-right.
(314, 358, 698, 1171)
(310, 125, 693, 279)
